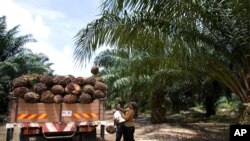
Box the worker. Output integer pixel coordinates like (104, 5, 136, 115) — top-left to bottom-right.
(113, 104, 125, 141)
(118, 102, 137, 141)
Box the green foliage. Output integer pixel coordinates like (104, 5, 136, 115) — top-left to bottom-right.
(94, 48, 200, 113)
(0, 16, 36, 62)
(75, 0, 249, 101)
(0, 16, 54, 114)
(0, 50, 54, 114)
(74, 0, 249, 122)
(94, 48, 152, 111)
(216, 96, 240, 111)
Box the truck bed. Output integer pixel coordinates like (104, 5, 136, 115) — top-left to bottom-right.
(8, 98, 105, 133)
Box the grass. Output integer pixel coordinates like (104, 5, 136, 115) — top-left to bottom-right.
(164, 99, 240, 124)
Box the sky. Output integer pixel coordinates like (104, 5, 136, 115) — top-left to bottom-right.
(0, 0, 104, 77)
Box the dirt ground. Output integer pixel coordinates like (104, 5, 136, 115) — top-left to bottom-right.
(0, 111, 230, 141)
(104, 111, 230, 141)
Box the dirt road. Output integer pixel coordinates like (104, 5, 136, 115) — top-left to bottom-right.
(104, 111, 229, 141)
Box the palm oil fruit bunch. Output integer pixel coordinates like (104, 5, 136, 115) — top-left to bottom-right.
(10, 67, 107, 104)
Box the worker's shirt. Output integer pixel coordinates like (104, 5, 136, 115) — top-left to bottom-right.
(114, 110, 125, 123)
(123, 108, 135, 127)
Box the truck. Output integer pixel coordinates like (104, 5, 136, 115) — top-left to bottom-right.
(6, 95, 106, 141)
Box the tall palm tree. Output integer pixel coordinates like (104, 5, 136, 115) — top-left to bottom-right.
(74, 11, 211, 122)
(100, 0, 250, 100)
(74, 0, 249, 122)
(0, 16, 52, 114)
(0, 16, 36, 61)
(93, 47, 202, 122)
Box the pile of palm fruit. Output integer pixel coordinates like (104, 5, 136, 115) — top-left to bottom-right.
(10, 66, 107, 104)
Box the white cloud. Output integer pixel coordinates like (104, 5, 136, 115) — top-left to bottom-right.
(0, 0, 50, 41)
(26, 42, 93, 77)
(32, 8, 66, 21)
(0, 0, 94, 77)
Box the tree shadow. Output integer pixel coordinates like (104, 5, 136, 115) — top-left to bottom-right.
(135, 117, 229, 141)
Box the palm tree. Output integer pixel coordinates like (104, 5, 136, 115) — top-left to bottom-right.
(93, 47, 202, 122)
(0, 16, 36, 61)
(0, 49, 54, 114)
(0, 16, 53, 114)
(94, 49, 151, 109)
(74, 0, 250, 123)
(74, 12, 210, 122)
(8, 49, 54, 75)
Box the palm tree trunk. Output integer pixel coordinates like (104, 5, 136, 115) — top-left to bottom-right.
(205, 81, 221, 117)
(239, 75, 250, 124)
(205, 93, 216, 117)
(150, 91, 166, 123)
